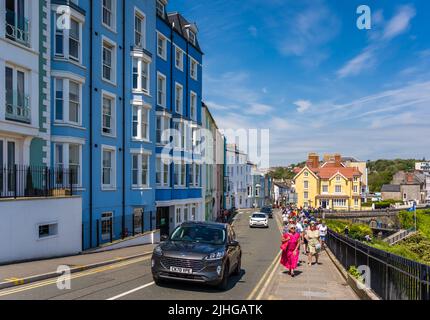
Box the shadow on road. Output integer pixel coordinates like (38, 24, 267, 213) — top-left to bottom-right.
(154, 269, 247, 293)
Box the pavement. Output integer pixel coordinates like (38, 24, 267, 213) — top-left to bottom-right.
(257, 212, 359, 300)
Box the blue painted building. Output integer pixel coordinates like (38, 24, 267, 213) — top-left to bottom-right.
(50, 0, 159, 249)
(48, 0, 203, 248)
(154, 1, 204, 236)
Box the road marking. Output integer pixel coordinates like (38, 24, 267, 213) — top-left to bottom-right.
(247, 210, 284, 300)
(0, 256, 151, 297)
(106, 282, 155, 300)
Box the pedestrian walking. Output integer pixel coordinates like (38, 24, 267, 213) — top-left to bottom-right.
(305, 221, 321, 266)
(280, 224, 301, 277)
(318, 220, 328, 250)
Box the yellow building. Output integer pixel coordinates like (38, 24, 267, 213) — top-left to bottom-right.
(293, 153, 362, 211)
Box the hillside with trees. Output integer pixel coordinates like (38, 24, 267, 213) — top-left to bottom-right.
(367, 159, 420, 192)
(269, 162, 306, 180)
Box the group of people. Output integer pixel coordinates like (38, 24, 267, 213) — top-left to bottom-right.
(280, 206, 328, 277)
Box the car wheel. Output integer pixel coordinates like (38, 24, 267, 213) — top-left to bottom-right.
(218, 263, 230, 291)
(233, 255, 241, 276)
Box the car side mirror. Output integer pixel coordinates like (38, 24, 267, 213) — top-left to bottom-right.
(160, 234, 169, 242)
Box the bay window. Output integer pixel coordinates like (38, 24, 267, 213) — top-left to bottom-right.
(156, 114, 170, 145)
(156, 156, 170, 187)
(54, 77, 82, 126)
(54, 14, 83, 64)
(132, 105, 149, 141)
(132, 57, 150, 93)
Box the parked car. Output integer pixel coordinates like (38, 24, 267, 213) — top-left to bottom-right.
(249, 212, 269, 228)
(151, 222, 242, 291)
(260, 206, 273, 218)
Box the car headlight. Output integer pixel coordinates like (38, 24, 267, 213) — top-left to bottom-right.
(205, 250, 225, 261)
(154, 246, 163, 256)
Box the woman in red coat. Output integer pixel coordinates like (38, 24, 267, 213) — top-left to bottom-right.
(280, 224, 301, 277)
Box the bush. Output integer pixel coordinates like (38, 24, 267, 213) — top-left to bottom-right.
(326, 220, 372, 241)
(348, 266, 364, 283)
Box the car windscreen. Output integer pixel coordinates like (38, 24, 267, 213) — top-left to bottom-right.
(170, 225, 226, 245)
(261, 207, 271, 213)
(252, 214, 267, 218)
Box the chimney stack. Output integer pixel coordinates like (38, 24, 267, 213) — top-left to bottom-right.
(307, 153, 320, 168)
(334, 153, 342, 167)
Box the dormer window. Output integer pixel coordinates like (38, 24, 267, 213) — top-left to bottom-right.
(188, 29, 196, 45)
(156, 0, 165, 18)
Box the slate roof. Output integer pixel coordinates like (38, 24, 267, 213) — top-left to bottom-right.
(167, 12, 202, 53)
(381, 184, 401, 192)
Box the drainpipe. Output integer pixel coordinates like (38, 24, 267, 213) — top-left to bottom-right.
(121, 0, 126, 237)
(89, 0, 94, 248)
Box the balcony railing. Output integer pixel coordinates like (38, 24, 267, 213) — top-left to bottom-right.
(0, 165, 75, 199)
(5, 10, 30, 47)
(5, 90, 31, 124)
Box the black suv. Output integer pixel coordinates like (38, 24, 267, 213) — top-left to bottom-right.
(151, 222, 242, 290)
(260, 206, 273, 218)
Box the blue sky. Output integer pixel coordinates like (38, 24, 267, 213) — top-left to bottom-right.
(169, 0, 430, 166)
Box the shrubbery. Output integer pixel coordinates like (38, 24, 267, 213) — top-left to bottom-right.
(326, 220, 372, 241)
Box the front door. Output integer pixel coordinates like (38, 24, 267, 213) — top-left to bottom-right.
(0, 139, 17, 197)
(156, 207, 170, 237)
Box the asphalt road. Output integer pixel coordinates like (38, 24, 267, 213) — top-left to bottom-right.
(0, 210, 282, 300)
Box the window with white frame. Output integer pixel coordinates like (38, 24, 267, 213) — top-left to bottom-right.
(354, 198, 359, 207)
(5, 64, 29, 122)
(54, 78, 82, 126)
(157, 72, 166, 107)
(190, 91, 197, 121)
(191, 205, 196, 220)
(353, 185, 358, 193)
(102, 39, 116, 83)
(132, 105, 149, 141)
(175, 83, 183, 114)
(174, 160, 186, 187)
(38, 223, 58, 239)
(322, 185, 328, 193)
(190, 58, 198, 80)
(132, 57, 149, 93)
(102, 146, 116, 189)
(134, 10, 145, 48)
(335, 185, 342, 193)
(304, 191, 308, 199)
(304, 180, 308, 189)
(157, 33, 167, 60)
(132, 153, 149, 188)
(188, 29, 196, 46)
(156, 0, 165, 17)
(175, 47, 183, 70)
(156, 156, 170, 187)
(189, 163, 200, 187)
(175, 207, 181, 224)
(333, 199, 347, 207)
(156, 114, 170, 145)
(102, 92, 115, 136)
(55, 15, 82, 63)
(183, 206, 189, 221)
(336, 175, 341, 182)
(102, 0, 116, 31)
(54, 142, 82, 187)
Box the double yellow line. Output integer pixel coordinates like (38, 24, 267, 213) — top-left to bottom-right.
(0, 255, 151, 298)
(247, 210, 284, 300)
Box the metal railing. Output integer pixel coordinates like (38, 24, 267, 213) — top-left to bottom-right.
(5, 10, 30, 47)
(327, 229, 430, 300)
(5, 90, 31, 123)
(0, 165, 74, 199)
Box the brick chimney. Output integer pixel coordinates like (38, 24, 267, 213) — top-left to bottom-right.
(307, 153, 320, 168)
(334, 153, 342, 167)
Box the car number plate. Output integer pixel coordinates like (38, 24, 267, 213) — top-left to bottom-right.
(170, 266, 193, 274)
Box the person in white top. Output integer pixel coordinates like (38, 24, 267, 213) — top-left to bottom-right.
(318, 220, 328, 249)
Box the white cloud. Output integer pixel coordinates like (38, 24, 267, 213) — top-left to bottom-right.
(337, 47, 376, 78)
(382, 5, 416, 40)
(247, 103, 273, 115)
(294, 100, 312, 113)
